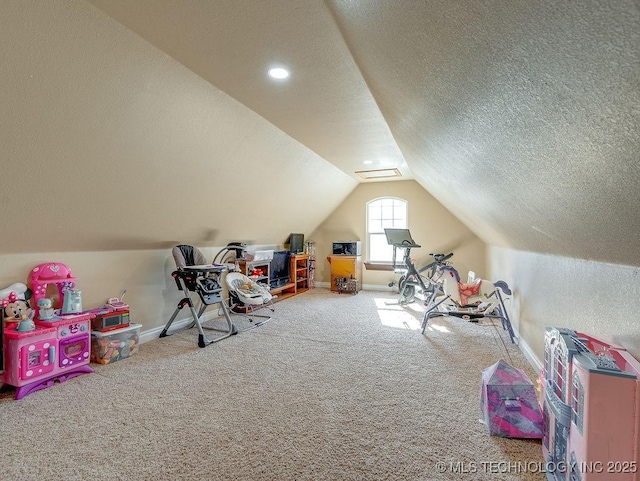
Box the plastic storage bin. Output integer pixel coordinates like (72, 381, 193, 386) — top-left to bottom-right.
(91, 323, 141, 365)
(244, 250, 274, 261)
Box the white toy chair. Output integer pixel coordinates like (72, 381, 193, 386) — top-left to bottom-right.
(226, 272, 275, 329)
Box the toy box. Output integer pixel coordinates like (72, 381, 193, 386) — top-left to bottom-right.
(335, 277, 359, 295)
(91, 323, 140, 365)
(480, 359, 543, 438)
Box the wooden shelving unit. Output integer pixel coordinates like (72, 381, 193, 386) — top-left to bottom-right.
(269, 281, 296, 299)
(235, 259, 271, 287)
(292, 254, 310, 294)
(235, 254, 311, 303)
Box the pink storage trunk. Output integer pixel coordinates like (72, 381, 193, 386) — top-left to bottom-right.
(480, 359, 544, 438)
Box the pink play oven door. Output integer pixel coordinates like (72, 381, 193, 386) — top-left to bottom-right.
(20, 338, 57, 381)
(58, 333, 90, 368)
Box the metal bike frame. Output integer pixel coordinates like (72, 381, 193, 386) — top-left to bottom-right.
(392, 245, 452, 304)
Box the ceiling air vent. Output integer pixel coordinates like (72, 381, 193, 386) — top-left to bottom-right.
(355, 168, 402, 180)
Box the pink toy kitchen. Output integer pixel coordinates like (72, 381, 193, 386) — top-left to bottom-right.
(1, 263, 94, 400)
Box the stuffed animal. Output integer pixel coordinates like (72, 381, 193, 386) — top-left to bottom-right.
(0, 282, 33, 324)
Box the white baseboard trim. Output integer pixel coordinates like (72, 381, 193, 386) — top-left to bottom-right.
(139, 321, 182, 345)
(139, 310, 222, 345)
(362, 284, 395, 292)
(512, 326, 542, 372)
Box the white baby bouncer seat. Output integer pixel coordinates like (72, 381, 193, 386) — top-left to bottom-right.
(225, 271, 275, 329)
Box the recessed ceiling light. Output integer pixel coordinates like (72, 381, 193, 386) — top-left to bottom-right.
(363, 160, 374, 165)
(268, 67, 289, 79)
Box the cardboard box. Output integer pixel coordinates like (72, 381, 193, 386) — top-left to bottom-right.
(91, 323, 141, 365)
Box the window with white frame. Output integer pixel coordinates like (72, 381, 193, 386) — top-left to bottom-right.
(366, 197, 407, 262)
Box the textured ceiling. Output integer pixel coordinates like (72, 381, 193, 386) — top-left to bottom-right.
(87, 0, 640, 266)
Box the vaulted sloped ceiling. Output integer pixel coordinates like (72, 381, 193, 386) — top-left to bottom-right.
(328, 1, 640, 267)
(87, 0, 640, 266)
(86, 0, 411, 181)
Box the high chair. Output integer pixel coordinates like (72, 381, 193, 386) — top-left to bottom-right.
(160, 245, 237, 348)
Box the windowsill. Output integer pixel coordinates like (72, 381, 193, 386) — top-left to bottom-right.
(364, 262, 397, 271)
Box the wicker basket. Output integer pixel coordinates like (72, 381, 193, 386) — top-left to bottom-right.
(335, 277, 359, 295)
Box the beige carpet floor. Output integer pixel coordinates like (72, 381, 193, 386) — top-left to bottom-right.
(0, 288, 545, 480)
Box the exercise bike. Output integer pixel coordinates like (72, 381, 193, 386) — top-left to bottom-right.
(384, 228, 453, 304)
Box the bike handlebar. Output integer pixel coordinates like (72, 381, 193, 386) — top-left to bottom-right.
(429, 252, 454, 263)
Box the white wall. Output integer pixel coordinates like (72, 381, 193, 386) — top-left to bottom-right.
(0, 0, 357, 338)
(310, 180, 486, 288)
(1, 0, 356, 255)
(0, 248, 213, 337)
(489, 246, 640, 363)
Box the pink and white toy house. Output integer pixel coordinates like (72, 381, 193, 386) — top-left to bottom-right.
(1, 263, 94, 400)
(541, 327, 639, 481)
(567, 348, 640, 480)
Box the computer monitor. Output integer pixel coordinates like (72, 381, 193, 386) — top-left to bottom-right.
(288, 233, 305, 254)
(384, 228, 421, 248)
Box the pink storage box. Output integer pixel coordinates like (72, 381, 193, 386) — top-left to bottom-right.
(480, 359, 544, 438)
